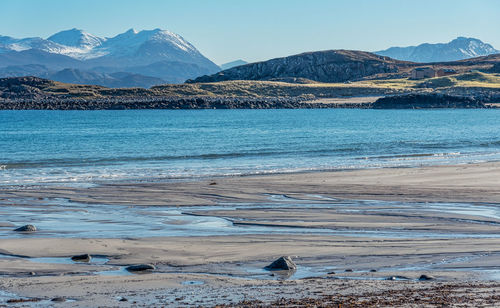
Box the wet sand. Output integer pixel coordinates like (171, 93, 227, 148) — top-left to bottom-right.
(2, 161, 500, 206)
(1, 162, 500, 306)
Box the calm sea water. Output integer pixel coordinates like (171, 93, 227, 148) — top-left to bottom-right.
(1, 109, 500, 185)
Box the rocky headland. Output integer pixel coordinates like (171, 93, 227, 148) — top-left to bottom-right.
(188, 50, 410, 83)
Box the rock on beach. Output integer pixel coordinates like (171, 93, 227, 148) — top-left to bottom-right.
(14, 224, 37, 232)
(265, 256, 297, 271)
(126, 264, 156, 272)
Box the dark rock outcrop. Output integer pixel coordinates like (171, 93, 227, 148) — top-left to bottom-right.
(372, 93, 488, 109)
(188, 50, 408, 83)
(489, 62, 500, 73)
(265, 256, 297, 271)
(14, 224, 37, 232)
(0, 96, 335, 110)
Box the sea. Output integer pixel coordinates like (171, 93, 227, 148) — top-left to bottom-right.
(2, 109, 500, 186)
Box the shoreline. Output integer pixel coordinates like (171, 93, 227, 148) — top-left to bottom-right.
(1, 161, 500, 306)
(3, 161, 500, 205)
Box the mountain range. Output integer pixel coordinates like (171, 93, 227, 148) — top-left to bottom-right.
(0, 28, 220, 87)
(375, 37, 499, 63)
(0, 31, 499, 88)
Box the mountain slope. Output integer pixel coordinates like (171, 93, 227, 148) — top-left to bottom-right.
(375, 37, 499, 63)
(48, 68, 164, 88)
(189, 50, 409, 83)
(0, 28, 219, 86)
(0, 49, 83, 69)
(220, 60, 248, 70)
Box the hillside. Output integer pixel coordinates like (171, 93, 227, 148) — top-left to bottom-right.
(188, 50, 412, 83)
(190, 51, 500, 84)
(1, 69, 499, 109)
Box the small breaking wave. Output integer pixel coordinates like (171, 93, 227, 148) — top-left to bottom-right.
(357, 152, 461, 161)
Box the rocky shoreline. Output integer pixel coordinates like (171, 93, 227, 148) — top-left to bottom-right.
(372, 93, 498, 109)
(0, 96, 335, 110)
(1, 76, 499, 110)
(1, 93, 498, 110)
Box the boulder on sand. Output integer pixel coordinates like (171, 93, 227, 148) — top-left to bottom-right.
(264, 256, 297, 271)
(71, 254, 91, 262)
(14, 224, 37, 232)
(126, 264, 155, 272)
(419, 274, 435, 281)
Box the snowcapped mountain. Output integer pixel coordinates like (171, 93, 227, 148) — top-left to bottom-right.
(0, 36, 70, 54)
(375, 37, 499, 63)
(0, 28, 219, 86)
(88, 28, 211, 67)
(48, 28, 104, 49)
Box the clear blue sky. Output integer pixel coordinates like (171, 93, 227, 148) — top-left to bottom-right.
(1, 0, 499, 65)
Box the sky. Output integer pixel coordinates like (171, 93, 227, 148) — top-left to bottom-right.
(1, 0, 499, 65)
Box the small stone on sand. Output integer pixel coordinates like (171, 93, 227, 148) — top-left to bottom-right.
(126, 264, 155, 272)
(71, 254, 91, 262)
(14, 224, 36, 232)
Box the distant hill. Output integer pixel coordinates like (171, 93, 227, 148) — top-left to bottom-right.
(189, 50, 410, 83)
(49, 69, 165, 88)
(0, 65, 165, 88)
(220, 59, 248, 70)
(0, 28, 220, 87)
(375, 37, 499, 63)
(1, 74, 499, 110)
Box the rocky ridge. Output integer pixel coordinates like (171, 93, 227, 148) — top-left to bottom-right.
(189, 50, 410, 83)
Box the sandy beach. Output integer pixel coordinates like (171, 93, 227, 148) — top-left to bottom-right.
(1, 162, 500, 306)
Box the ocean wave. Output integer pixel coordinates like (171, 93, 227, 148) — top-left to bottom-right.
(0, 147, 363, 170)
(357, 152, 462, 161)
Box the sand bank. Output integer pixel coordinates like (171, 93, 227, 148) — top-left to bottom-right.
(2, 161, 500, 206)
(1, 162, 500, 306)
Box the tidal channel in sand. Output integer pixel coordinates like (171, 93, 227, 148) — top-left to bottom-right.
(1, 163, 500, 306)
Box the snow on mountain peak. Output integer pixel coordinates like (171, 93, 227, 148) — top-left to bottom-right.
(0, 28, 220, 86)
(1, 28, 201, 60)
(98, 28, 197, 58)
(47, 28, 104, 49)
(149, 29, 196, 52)
(375, 37, 499, 62)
